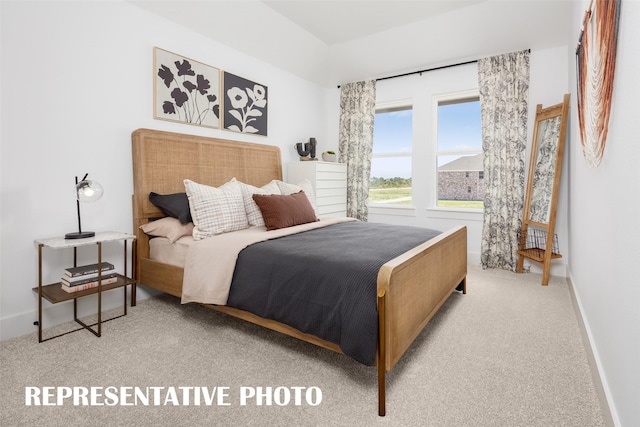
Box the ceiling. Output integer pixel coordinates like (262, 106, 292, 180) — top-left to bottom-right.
(131, 0, 573, 87)
(261, 0, 484, 44)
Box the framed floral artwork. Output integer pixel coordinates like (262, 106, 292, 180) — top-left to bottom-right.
(223, 72, 268, 136)
(154, 47, 220, 129)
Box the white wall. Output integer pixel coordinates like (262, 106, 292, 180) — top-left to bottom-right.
(358, 47, 568, 269)
(567, 1, 640, 426)
(0, 1, 331, 340)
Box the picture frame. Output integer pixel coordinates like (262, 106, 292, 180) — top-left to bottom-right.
(222, 72, 268, 136)
(154, 47, 220, 129)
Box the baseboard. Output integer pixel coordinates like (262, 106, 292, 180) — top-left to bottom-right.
(0, 287, 154, 342)
(468, 251, 480, 265)
(566, 268, 617, 427)
(468, 254, 566, 278)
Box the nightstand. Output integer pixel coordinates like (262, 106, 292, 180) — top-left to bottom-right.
(33, 231, 136, 342)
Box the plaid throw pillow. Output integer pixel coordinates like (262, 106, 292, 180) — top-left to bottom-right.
(184, 178, 248, 240)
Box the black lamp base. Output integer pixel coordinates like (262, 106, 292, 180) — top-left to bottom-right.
(65, 231, 95, 239)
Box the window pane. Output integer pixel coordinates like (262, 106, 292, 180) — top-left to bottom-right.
(370, 106, 412, 205)
(437, 99, 481, 152)
(437, 154, 484, 208)
(436, 96, 483, 209)
(373, 109, 412, 154)
(369, 157, 412, 204)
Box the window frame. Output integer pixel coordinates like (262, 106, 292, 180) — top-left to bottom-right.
(429, 89, 484, 215)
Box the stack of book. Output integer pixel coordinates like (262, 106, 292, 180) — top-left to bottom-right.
(61, 262, 117, 293)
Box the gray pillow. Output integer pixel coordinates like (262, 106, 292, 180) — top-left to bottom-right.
(149, 192, 192, 224)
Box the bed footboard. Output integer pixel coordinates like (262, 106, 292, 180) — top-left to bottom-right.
(376, 225, 467, 415)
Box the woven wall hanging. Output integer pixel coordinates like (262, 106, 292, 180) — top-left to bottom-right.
(576, 0, 621, 168)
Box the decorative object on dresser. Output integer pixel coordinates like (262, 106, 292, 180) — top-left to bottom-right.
(321, 151, 336, 162)
(288, 161, 347, 218)
(295, 137, 317, 161)
(154, 47, 221, 129)
(65, 174, 104, 239)
(33, 232, 137, 342)
(222, 71, 268, 136)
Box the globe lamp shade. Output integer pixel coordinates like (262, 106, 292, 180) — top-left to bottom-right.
(65, 174, 104, 239)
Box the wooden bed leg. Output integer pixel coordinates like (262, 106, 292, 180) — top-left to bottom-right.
(129, 237, 138, 307)
(456, 277, 467, 294)
(377, 289, 386, 417)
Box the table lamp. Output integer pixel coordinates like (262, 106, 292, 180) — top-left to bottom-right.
(65, 173, 104, 239)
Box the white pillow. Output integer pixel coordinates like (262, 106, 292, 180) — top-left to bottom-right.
(238, 180, 281, 227)
(184, 178, 248, 240)
(276, 179, 317, 214)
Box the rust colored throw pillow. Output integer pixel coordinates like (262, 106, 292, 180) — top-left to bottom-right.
(252, 191, 318, 231)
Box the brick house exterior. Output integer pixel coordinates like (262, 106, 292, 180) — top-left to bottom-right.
(438, 154, 484, 201)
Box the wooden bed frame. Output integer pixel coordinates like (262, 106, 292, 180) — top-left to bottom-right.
(131, 128, 467, 416)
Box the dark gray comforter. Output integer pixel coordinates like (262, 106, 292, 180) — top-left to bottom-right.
(226, 221, 441, 366)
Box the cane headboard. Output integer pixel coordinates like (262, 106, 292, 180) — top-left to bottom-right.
(131, 128, 282, 254)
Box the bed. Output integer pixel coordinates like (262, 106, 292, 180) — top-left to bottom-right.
(131, 128, 467, 416)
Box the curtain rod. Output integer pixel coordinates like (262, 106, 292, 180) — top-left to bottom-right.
(377, 59, 477, 82)
(337, 59, 475, 89)
(337, 49, 531, 89)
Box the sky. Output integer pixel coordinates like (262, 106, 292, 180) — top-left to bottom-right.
(437, 100, 482, 151)
(371, 101, 481, 178)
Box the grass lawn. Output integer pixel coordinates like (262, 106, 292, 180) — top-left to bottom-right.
(369, 188, 412, 204)
(437, 200, 484, 209)
(369, 187, 483, 208)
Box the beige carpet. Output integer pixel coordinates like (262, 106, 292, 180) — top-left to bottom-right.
(1, 265, 605, 426)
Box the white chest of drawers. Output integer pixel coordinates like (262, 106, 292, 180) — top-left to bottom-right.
(287, 161, 347, 218)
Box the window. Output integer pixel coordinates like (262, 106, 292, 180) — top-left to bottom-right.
(435, 92, 483, 209)
(369, 103, 412, 205)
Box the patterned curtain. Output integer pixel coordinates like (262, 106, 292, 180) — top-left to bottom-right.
(338, 80, 376, 221)
(478, 50, 530, 271)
